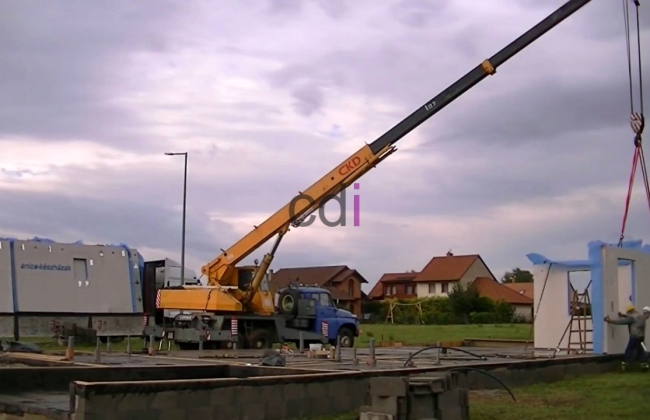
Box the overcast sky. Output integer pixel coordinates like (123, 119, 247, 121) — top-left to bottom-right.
(1, 0, 649, 291)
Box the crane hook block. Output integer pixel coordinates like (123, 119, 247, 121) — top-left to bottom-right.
(631, 112, 645, 135)
(481, 59, 496, 75)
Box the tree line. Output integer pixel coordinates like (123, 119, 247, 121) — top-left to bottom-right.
(363, 283, 530, 325)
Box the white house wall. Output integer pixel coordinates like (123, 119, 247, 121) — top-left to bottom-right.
(416, 259, 493, 298)
(513, 304, 533, 321)
(532, 264, 573, 349)
(461, 259, 493, 286)
(600, 246, 650, 354)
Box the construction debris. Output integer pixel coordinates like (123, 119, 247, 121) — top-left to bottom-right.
(0, 340, 42, 354)
(360, 374, 470, 420)
(260, 349, 286, 367)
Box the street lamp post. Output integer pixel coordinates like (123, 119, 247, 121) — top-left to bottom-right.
(165, 152, 188, 285)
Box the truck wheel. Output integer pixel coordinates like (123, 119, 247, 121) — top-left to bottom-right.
(336, 327, 354, 348)
(277, 289, 300, 316)
(248, 330, 273, 349)
(223, 334, 247, 350)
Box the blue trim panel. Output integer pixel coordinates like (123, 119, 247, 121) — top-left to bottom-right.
(121, 246, 137, 313)
(9, 241, 18, 313)
(588, 242, 603, 354)
(631, 262, 636, 304)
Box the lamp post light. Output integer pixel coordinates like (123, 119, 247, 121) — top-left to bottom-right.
(164, 152, 188, 285)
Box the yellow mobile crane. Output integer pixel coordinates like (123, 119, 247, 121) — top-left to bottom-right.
(148, 0, 602, 349)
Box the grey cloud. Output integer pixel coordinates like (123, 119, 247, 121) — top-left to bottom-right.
(520, 0, 650, 41)
(316, 0, 350, 20)
(388, 0, 452, 28)
(353, 127, 634, 220)
(266, 0, 303, 15)
(0, 188, 237, 265)
(435, 68, 650, 146)
(0, 0, 184, 150)
(290, 83, 325, 116)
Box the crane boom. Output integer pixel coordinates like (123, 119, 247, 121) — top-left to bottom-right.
(369, 0, 593, 154)
(203, 0, 594, 284)
(160, 0, 595, 314)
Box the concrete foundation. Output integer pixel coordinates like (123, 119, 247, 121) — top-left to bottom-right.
(0, 346, 625, 420)
(72, 356, 621, 419)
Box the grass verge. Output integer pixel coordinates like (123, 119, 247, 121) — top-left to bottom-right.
(304, 371, 650, 420)
(356, 323, 531, 347)
(3, 323, 530, 352)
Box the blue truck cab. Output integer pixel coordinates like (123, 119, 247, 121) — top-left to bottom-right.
(275, 286, 360, 347)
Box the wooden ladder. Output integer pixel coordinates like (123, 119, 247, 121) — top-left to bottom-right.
(566, 289, 593, 354)
(553, 286, 593, 356)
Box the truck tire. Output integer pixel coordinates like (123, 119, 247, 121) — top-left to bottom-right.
(336, 327, 354, 348)
(277, 289, 300, 316)
(223, 334, 246, 350)
(248, 329, 273, 349)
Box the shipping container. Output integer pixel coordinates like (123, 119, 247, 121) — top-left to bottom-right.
(0, 237, 146, 339)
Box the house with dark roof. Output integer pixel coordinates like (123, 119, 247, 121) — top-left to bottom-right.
(367, 272, 418, 300)
(413, 252, 496, 298)
(473, 277, 534, 321)
(269, 265, 368, 317)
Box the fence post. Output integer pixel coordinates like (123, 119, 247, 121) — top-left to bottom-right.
(94, 337, 101, 363)
(368, 338, 376, 367)
(65, 336, 74, 361)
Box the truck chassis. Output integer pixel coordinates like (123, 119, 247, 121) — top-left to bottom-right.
(143, 312, 357, 350)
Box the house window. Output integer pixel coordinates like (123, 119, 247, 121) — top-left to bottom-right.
(441, 282, 449, 293)
(428, 283, 436, 294)
(405, 285, 414, 295)
(348, 279, 354, 296)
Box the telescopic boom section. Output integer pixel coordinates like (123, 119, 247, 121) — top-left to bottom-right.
(369, 0, 593, 154)
(202, 0, 594, 287)
(202, 142, 397, 286)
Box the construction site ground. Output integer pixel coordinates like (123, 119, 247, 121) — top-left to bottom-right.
(1, 343, 553, 370)
(0, 343, 610, 420)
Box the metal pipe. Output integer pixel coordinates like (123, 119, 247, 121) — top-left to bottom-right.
(165, 151, 189, 286)
(181, 152, 187, 286)
(335, 336, 342, 362)
(402, 346, 487, 368)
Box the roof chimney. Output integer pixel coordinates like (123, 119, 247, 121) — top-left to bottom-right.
(446, 249, 454, 256)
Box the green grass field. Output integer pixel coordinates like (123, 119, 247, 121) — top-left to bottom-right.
(470, 371, 650, 419)
(3, 323, 531, 353)
(306, 372, 650, 420)
(356, 323, 531, 347)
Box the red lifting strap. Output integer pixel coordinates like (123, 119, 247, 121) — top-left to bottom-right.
(619, 147, 641, 244)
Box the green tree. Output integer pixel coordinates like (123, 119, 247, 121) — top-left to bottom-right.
(448, 283, 483, 323)
(501, 267, 533, 283)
